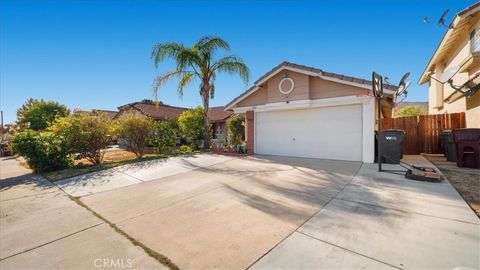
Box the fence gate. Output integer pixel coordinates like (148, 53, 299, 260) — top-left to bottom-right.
(381, 112, 466, 154)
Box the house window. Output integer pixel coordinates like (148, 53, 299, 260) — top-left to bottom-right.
(470, 29, 480, 53)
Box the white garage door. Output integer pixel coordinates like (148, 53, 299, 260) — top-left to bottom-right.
(255, 105, 363, 161)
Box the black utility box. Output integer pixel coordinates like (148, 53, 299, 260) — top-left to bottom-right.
(453, 128, 480, 169)
(376, 129, 405, 164)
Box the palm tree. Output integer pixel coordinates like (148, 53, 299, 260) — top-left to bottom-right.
(151, 36, 249, 150)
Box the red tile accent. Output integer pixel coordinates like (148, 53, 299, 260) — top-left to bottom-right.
(245, 111, 255, 154)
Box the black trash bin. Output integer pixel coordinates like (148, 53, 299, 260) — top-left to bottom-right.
(377, 129, 405, 164)
(453, 128, 480, 169)
(440, 130, 456, 162)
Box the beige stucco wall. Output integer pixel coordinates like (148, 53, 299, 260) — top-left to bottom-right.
(466, 92, 480, 127)
(310, 77, 368, 99)
(428, 18, 480, 128)
(237, 86, 268, 107)
(236, 70, 369, 108)
(266, 71, 310, 103)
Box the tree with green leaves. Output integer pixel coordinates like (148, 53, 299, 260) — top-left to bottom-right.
(150, 120, 178, 154)
(16, 98, 39, 128)
(397, 105, 421, 117)
(151, 36, 249, 150)
(227, 114, 244, 146)
(52, 112, 113, 164)
(178, 107, 205, 149)
(17, 99, 69, 131)
(115, 111, 154, 158)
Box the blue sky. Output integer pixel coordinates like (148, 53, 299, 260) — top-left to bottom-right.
(0, 0, 475, 124)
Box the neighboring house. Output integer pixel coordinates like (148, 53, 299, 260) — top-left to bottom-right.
(117, 101, 233, 142)
(73, 109, 118, 119)
(225, 61, 398, 162)
(419, 2, 480, 128)
(92, 109, 118, 120)
(208, 106, 234, 146)
(209, 106, 234, 139)
(117, 101, 187, 120)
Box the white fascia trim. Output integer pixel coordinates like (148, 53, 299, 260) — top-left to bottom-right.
(232, 95, 373, 113)
(225, 86, 261, 111)
(227, 66, 395, 111)
(255, 66, 321, 86)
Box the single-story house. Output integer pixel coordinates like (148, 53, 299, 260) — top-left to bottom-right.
(91, 109, 118, 120)
(225, 61, 398, 162)
(117, 101, 233, 141)
(418, 2, 480, 128)
(73, 109, 118, 119)
(117, 101, 187, 120)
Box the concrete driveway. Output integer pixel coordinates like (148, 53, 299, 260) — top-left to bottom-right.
(78, 154, 361, 269)
(252, 156, 480, 269)
(5, 154, 478, 269)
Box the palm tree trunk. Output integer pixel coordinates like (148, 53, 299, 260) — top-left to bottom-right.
(201, 89, 210, 150)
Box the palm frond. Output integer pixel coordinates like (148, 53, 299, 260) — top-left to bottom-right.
(212, 55, 250, 85)
(152, 70, 183, 99)
(177, 72, 196, 98)
(151, 42, 185, 68)
(196, 36, 230, 55)
(176, 48, 202, 73)
(209, 83, 215, 99)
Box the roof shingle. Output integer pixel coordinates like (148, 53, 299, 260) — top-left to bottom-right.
(208, 106, 233, 121)
(118, 102, 232, 121)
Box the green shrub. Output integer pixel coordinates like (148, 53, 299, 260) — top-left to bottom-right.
(53, 113, 113, 164)
(227, 114, 244, 146)
(12, 130, 72, 172)
(17, 99, 69, 131)
(397, 105, 421, 117)
(150, 120, 178, 154)
(179, 145, 193, 154)
(178, 107, 205, 149)
(115, 111, 153, 158)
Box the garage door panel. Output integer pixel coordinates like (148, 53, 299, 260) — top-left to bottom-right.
(255, 105, 362, 161)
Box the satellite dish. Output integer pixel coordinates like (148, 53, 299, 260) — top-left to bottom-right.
(439, 64, 460, 83)
(395, 72, 410, 104)
(398, 72, 410, 93)
(438, 9, 450, 27)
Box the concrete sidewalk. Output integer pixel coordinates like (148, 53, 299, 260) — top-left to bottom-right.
(0, 157, 164, 269)
(252, 155, 480, 269)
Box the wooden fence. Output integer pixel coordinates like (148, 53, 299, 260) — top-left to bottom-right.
(382, 112, 465, 154)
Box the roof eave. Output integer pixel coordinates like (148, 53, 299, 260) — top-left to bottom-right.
(226, 63, 397, 111)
